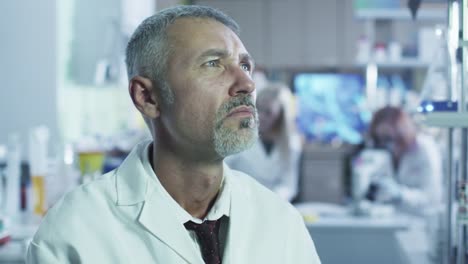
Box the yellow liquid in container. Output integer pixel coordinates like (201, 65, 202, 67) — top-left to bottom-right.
(32, 175, 46, 216)
(78, 152, 105, 182)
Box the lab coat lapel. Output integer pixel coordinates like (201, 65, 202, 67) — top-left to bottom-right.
(222, 169, 250, 264)
(138, 188, 201, 264)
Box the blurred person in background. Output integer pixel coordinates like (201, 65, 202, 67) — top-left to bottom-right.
(366, 106, 443, 216)
(226, 82, 302, 202)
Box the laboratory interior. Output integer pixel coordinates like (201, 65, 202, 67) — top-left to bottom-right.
(2, 0, 468, 263)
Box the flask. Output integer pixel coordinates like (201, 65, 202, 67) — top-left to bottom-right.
(29, 126, 49, 216)
(5, 134, 21, 217)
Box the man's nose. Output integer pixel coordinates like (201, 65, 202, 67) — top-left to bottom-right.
(228, 67, 255, 96)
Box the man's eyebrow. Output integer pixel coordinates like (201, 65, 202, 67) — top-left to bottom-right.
(198, 49, 230, 59)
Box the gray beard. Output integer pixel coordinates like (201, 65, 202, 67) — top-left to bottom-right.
(213, 116, 258, 157)
(213, 95, 258, 157)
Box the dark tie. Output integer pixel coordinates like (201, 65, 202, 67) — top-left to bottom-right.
(184, 220, 222, 264)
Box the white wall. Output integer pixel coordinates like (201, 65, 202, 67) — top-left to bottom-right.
(0, 0, 58, 149)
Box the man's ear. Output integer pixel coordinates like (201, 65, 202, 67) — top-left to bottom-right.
(129, 76, 160, 119)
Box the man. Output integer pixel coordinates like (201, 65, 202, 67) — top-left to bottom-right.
(27, 5, 321, 264)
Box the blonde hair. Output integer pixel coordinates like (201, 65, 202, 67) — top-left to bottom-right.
(258, 82, 302, 152)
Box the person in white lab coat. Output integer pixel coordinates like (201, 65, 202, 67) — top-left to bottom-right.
(367, 106, 443, 216)
(365, 107, 444, 263)
(226, 83, 302, 201)
(26, 5, 320, 264)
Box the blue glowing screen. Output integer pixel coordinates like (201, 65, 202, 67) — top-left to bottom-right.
(294, 73, 371, 144)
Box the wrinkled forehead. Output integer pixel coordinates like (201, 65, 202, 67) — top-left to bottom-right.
(166, 17, 247, 54)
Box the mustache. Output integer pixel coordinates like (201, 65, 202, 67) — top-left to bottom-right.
(219, 95, 256, 116)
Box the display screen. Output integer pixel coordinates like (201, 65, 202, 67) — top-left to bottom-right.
(293, 73, 371, 144)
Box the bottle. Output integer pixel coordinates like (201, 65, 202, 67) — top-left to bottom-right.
(356, 35, 371, 63)
(5, 134, 21, 217)
(29, 126, 49, 216)
(388, 41, 402, 62)
(0, 145, 6, 211)
(374, 43, 387, 62)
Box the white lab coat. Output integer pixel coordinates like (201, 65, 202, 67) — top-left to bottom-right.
(225, 136, 302, 202)
(392, 134, 444, 262)
(27, 141, 320, 264)
(396, 134, 443, 216)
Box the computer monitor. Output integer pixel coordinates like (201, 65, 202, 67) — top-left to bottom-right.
(293, 72, 371, 144)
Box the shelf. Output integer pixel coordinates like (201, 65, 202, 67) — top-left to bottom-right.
(356, 58, 431, 68)
(423, 112, 468, 128)
(355, 8, 446, 21)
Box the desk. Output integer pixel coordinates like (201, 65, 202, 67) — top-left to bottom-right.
(0, 214, 40, 264)
(1, 205, 430, 264)
(296, 203, 431, 264)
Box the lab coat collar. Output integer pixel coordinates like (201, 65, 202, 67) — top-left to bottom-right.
(114, 140, 150, 206)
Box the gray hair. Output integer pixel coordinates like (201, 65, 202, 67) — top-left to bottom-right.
(125, 5, 240, 103)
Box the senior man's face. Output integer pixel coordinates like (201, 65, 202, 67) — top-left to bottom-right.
(162, 17, 258, 158)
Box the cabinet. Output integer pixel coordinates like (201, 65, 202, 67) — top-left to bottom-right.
(268, 0, 339, 68)
(194, 0, 340, 68)
(194, 0, 268, 66)
(267, 0, 309, 67)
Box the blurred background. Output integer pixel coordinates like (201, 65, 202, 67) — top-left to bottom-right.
(1, 0, 466, 263)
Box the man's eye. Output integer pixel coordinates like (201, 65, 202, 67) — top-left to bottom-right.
(241, 63, 251, 72)
(205, 60, 219, 67)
